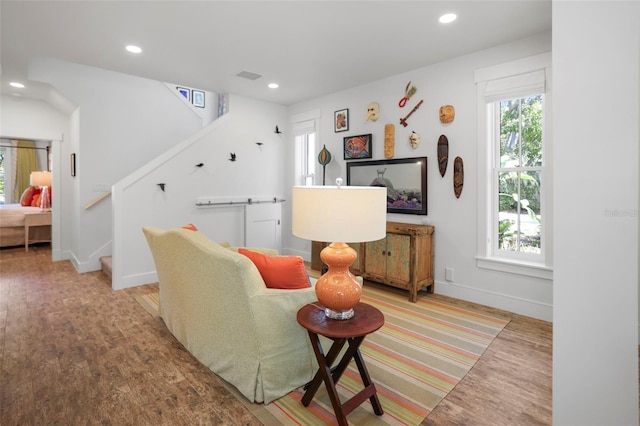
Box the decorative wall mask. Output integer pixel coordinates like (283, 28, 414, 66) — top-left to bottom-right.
(409, 131, 421, 149)
(366, 102, 380, 122)
(437, 135, 449, 177)
(384, 124, 395, 158)
(399, 81, 417, 107)
(453, 156, 464, 198)
(439, 105, 455, 123)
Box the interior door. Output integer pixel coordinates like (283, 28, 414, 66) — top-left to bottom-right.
(244, 202, 282, 252)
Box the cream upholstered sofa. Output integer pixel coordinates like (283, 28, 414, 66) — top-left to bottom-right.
(142, 226, 319, 404)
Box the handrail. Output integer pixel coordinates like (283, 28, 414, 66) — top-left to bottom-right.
(85, 191, 112, 210)
(195, 197, 285, 207)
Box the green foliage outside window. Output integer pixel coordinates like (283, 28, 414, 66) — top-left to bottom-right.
(497, 95, 543, 253)
(498, 95, 542, 213)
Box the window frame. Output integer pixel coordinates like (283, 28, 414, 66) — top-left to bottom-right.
(475, 53, 553, 280)
(291, 110, 320, 187)
(296, 132, 316, 186)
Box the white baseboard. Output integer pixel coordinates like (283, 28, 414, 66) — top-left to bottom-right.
(113, 271, 158, 290)
(434, 279, 553, 322)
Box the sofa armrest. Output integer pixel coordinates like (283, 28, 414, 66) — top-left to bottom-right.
(248, 286, 318, 341)
(245, 286, 319, 402)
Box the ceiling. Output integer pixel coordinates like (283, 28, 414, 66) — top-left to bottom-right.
(1, 1, 551, 107)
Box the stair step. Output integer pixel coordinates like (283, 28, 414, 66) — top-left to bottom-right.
(100, 256, 112, 278)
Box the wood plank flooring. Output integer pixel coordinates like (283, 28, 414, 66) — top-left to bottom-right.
(0, 246, 552, 425)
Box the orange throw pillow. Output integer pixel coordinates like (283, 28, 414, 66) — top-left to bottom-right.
(20, 186, 40, 206)
(238, 248, 310, 290)
(31, 193, 42, 207)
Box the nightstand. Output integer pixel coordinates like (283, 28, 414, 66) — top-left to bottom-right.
(24, 211, 52, 251)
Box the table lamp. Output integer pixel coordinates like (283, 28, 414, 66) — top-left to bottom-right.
(292, 179, 387, 320)
(30, 171, 52, 211)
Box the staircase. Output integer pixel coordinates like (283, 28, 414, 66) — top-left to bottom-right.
(100, 256, 112, 278)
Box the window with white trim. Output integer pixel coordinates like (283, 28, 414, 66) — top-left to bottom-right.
(475, 53, 552, 279)
(293, 119, 317, 186)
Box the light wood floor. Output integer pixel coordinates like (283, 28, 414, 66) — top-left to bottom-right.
(0, 245, 552, 425)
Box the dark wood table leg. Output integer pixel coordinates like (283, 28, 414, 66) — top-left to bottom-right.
(301, 332, 346, 405)
(352, 340, 383, 415)
(302, 332, 350, 425)
(301, 333, 384, 424)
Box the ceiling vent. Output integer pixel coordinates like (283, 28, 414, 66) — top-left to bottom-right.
(236, 70, 262, 80)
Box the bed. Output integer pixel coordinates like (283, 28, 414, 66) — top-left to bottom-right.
(0, 204, 51, 248)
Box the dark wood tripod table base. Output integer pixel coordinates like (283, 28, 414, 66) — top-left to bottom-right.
(297, 302, 385, 425)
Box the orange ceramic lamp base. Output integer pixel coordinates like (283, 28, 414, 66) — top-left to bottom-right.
(316, 242, 361, 320)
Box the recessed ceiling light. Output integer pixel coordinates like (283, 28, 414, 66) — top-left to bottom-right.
(268, 83, 279, 89)
(439, 13, 457, 24)
(10, 82, 25, 88)
(126, 45, 142, 54)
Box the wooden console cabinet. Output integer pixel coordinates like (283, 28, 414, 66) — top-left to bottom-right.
(311, 222, 434, 302)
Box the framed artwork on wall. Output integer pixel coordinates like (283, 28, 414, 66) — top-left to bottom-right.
(192, 90, 205, 108)
(177, 87, 191, 101)
(347, 157, 428, 215)
(70, 153, 76, 177)
(334, 108, 349, 132)
(343, 134, 372, 160)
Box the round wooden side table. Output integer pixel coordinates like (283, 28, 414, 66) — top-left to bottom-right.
(297, 302, 385, 426)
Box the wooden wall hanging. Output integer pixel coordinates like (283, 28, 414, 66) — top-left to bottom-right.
(453, 156, 464, 198)
(400, 100, 423, 127)
(384, 124, 395, 158)
(437, 135, 448, 177)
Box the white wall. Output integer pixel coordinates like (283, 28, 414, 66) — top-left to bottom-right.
(284, 32, 553, 321)
(113, 94, 288, 289)
(28, 57, 206, 272)
(553, 2, 639, 425)
(0, 95, 68, 140)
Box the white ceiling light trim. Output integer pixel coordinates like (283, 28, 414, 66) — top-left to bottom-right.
(125, 45, 142, 54)
(439, 13, 457, 24)
(268, 83, 279, 89)
(9, 82, 25, 88)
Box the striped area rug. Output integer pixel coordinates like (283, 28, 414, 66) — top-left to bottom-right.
(133, 285, 509, 425)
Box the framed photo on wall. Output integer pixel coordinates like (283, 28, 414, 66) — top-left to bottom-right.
(177, 87, 191, 101)
(343, 134, 372, 159)
(192, 90, 205, 108)
(347, 157, 428, 215)
(334, 108, 349, 132)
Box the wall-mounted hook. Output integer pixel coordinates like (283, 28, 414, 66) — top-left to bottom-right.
(274, 125, 283, 134)
(256, 142, 263, 146)
(195, 163, 204, 168)
(157, 183, 166, 192)
(229, 153, 237, 161)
